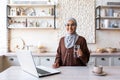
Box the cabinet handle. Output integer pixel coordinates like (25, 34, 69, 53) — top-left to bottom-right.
(46, 58, 50, 61)
(9, 58, 14, 61)
(101, 58, 105, 61)
(118, 58, 120, 60)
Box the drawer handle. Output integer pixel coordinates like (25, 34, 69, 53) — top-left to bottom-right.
(101, 58, 105, 61)
(118, 58, 120, 60)
(9, 58, 14, 61)
(46, 58, 50, 61)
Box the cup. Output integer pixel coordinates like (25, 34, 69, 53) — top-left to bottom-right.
(93, 65, 103, 74)
(113, 13, 118, 17)
(73, 45, 80, 57)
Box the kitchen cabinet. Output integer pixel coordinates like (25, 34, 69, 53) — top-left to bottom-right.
(40, 56, 55, 68)
(96, 5, 120, 30)
(2, 56, 40, 71)
(87, 57, 96, 66)
(33, 56, 40, 66)
(2, 56, 20, 71)
(95, 57, 110, 66)
(112, 57, 120, 66)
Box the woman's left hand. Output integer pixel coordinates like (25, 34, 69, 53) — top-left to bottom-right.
(77, 49, 83, 57)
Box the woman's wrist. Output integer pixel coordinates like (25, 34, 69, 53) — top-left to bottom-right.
(52, 63, 60, 68)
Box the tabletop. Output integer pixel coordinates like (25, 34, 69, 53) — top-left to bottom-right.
(0, 66, 120, 80)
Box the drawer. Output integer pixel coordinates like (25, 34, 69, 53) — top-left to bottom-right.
(113, 57, 120, 66)
(3, 56, 20, 66)
(40, 57, 55, 67)
(95, 57, 110, 66)
(2, 56, 20, 70)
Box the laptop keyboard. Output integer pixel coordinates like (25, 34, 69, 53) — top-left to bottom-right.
(36, 68, 50, 74)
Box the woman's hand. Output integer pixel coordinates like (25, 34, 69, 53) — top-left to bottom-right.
(77, 49, 83, 57)
(52, 63, 60, 68)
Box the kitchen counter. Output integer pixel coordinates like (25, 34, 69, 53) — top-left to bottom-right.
(0, 66, 120, 80)
(0, 52, 120, 57)
(0, 52, 56, 57)
(90, 52, 120, 57)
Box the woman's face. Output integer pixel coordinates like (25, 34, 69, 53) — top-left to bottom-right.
(66, 20, 76, 34)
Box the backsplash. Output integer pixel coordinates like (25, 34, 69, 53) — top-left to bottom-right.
(57, 0, 95, 43)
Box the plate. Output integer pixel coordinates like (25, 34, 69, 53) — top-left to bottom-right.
(40, 20, 48, 28)
(10, 37, 25, 52)
(25, 8, 36, 16)
(92, 71, 107, 76)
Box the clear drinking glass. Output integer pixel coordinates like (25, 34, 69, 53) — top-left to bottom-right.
(73, 45, 80, 58)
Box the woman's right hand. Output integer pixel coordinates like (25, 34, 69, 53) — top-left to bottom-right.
(52, 63, 60, 68)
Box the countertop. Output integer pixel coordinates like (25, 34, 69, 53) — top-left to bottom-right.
(0, 52, 120, 57)
(0, 66, 120, 80)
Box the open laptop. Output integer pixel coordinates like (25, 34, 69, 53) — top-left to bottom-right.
(16, 50, 60, 77)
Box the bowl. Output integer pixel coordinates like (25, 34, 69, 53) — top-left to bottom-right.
(105, 47, 117, 53)
(96, 48, 106, 53)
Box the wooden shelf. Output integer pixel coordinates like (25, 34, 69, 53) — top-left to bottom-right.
(96, 27, 120, 30)
(8, 15, 55, 18)
(96, 5, 120, 9)
(96, 16, 120, 19)
(7, 27, 56, 29)
(7, 4, 56, 7)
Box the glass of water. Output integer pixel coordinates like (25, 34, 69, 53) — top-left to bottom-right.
(73, 45, 80, 58)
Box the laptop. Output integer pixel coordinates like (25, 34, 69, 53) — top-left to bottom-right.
(16, 50, 60, 77)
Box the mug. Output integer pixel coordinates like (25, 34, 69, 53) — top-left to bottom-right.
(93, 66, 103, 74)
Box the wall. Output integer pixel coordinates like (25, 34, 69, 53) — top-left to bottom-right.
(9, 29, 59, 52)
(8, 0, 95, 52)
(89, 0, 120, 51)
(0, 0, 120, 53)
(57, 0, 95, 43)
(0, 0, 8, 53)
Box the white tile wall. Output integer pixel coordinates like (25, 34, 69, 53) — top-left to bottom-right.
(0, 0, 8, 53)
(57, 0, 95, 43)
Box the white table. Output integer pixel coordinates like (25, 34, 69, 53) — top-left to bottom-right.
(0, 66, 120, 80)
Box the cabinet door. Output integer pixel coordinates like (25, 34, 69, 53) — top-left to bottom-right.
(3, 56, 20, 70)
(33, 56, 40, 66)
(87, 57, 96, 67)
(113, 57, 120, 66)
(40, 57, 55, 68)
(96, 57, 110, 66)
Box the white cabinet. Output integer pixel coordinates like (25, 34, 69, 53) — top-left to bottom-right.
(87, 57, 96, 66)
(2, 56, 20, 70)
(90, 56, 120, 66)
(1, 55, 55, 71)
(112, 57, 120, 66)
(40, 56, 55, 67)
(95, 57, 110, 66)
(2, 56, 40, 71)
(33, 56, 40, 66)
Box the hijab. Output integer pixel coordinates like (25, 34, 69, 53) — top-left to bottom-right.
(64, 18, 79, 48)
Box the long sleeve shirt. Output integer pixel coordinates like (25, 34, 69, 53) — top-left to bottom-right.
(54, 36, 90, 66)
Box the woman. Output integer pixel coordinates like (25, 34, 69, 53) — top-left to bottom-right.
(53, 18, 90, 68)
